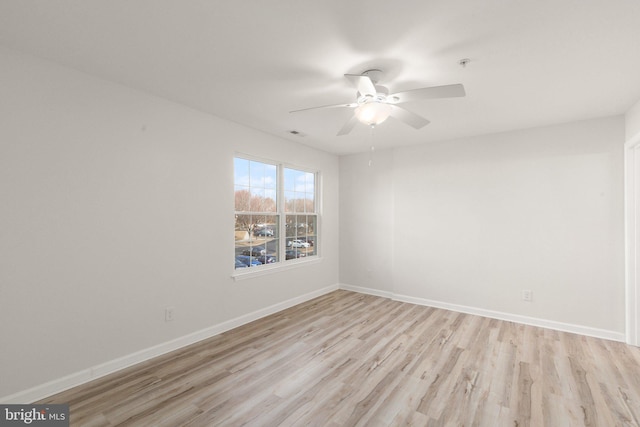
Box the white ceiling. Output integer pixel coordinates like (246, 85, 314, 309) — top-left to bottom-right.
(2, 0, 640, 155)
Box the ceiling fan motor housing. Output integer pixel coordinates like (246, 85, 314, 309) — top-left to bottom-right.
(289, 68, 464, 135)
(357, 86, 388, 105)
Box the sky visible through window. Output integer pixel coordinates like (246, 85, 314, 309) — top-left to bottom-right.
(234, 158, 277, 212)
(234, 158, 315, 213)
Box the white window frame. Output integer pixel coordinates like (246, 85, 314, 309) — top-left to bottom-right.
(232, 155, 321, 280)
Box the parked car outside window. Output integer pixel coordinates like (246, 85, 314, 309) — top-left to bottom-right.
(285, 249, 307, 260)
(241, 246, 267, 256)
(254, 228, 274, 237)
(235, 255, 262, 267)
(254, 254, 276, 264)
(287, 239, 310, 248)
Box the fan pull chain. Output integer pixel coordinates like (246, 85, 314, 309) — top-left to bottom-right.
(368, 124, 375, 167)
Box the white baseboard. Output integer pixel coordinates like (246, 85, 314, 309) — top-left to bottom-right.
(339, 283, 394, 299)
(1, 283, 339, 404)
(339, 283, 626, 342)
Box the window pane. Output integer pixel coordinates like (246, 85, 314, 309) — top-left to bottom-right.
(295, 198, 306, 213)
(265, 164, 277, 189)
(305, 215, 317, 256)
(251, 188, 265, 212)
(284, 214, 316, 260)
(249, 161, 265, 188)
(235, 186, 250, 211)
(305, 195, 314, 213)
(293, 170, 305, 191)
(235, 157, 277, 213)
(305, 172, 315, 193)
(234, 158, 250, 187)
(297, 214, 309, 236)
(284, 191, 293, 213)
(235, 214, 254, 244)
(264, 189, 276, 212)
(284, 167, 315, 215)
(284, 215, 295, 237)
(284, 168, 296, 192)
(235, 214, 279, 268)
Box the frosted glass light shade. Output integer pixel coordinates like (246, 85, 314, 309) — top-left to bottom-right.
(355, 102, 392, 126)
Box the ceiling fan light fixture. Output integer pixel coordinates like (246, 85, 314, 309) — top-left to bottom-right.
(289, 70, 465, 136)
(355, 101, 392, 126)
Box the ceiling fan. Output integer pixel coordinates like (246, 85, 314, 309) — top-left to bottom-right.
(290, 69, 466, 136)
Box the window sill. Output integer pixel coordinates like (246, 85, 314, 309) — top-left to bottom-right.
(231, 256, 322, 281)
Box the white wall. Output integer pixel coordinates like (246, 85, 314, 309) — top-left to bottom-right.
(0, 47, 339, 400)
(626, 99, 640, 140)
(341, 117, 625, 335)
(340, 150, 395, 293)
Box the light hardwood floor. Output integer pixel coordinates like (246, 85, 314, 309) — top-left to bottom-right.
(39, 290, 640, 426)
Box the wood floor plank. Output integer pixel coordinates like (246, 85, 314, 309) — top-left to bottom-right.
(38, 290, 640, 426)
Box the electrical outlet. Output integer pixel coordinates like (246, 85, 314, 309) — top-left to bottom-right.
(522, 290, 532, 302)
(165, 307, 175, 322)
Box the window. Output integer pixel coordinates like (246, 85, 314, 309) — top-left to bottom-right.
(284, 168, 317, 259)
(234, 156, 318, 271)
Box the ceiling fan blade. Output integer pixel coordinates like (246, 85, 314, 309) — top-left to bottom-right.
(389, 105, 430, 129)
(290, 102, 356, 113)
(344, 74, 377, 97)
(337, 115, 358, 136)
(388, 84, 466, 104)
